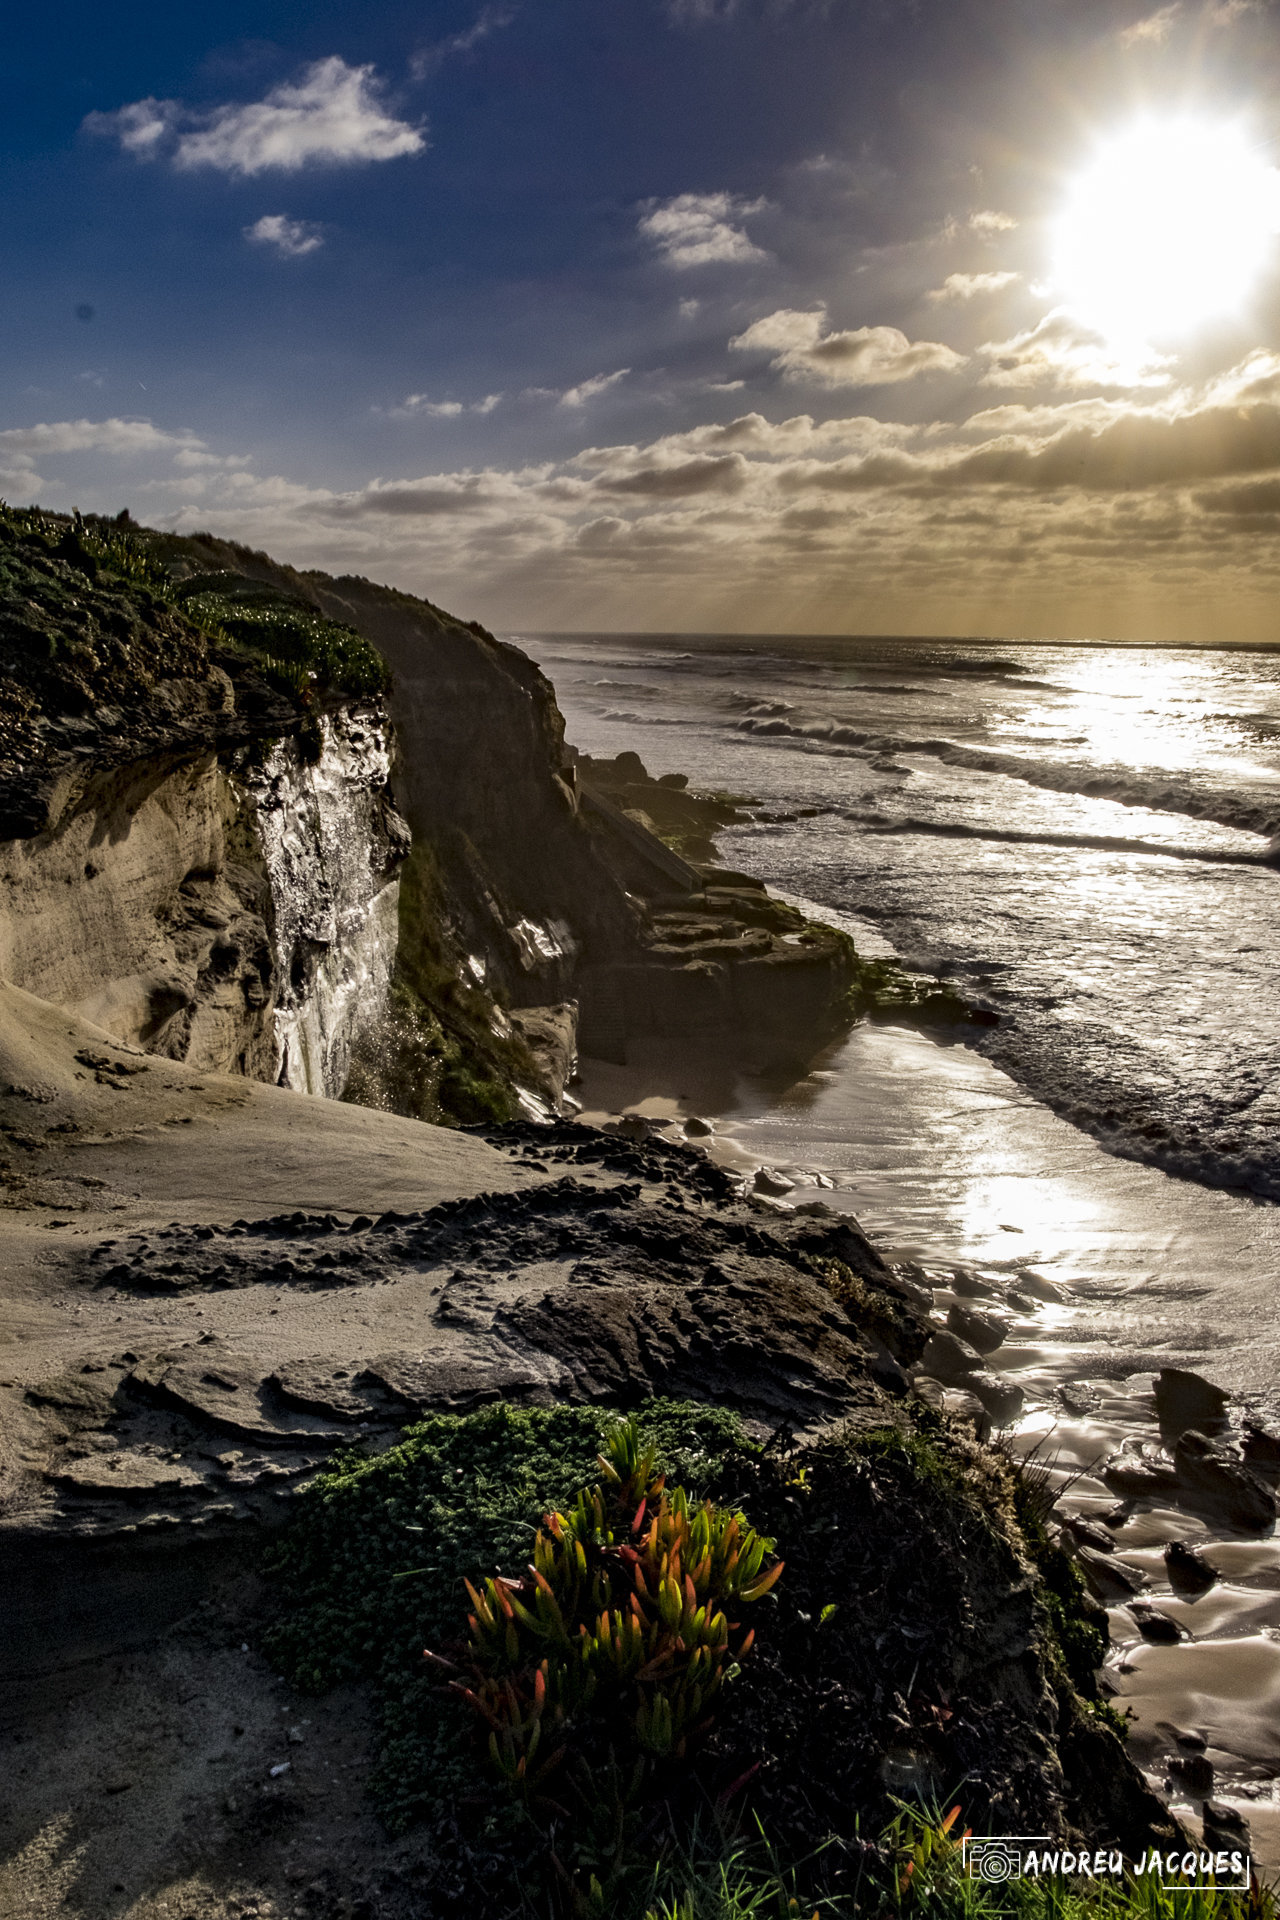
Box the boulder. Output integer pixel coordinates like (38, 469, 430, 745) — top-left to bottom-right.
(1076, 1545, 1147, 1601)
(1163, 1539, 1218, 1595)
(753, 1166, 795, 1196)
(918, 1329, 983, 1384)
(1128, 1601, 1184, 1644)
(1102, 1450, 1180, 1499)
(1202, 1800, 1251, 1852)
(966, 1370, 1024, 1427)
(945, 1301, 1007, 1355)
(1064, 1515, 1115, 1555)
(1242, 1417, 1280, 1473)
(1168, 1753, 1215, 1798)
(1174, 1430, 1277, 1531)
(1153, 1368, 1230, 1443)
(940, 1388, 992, 1440)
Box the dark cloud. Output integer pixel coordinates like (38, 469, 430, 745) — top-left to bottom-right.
(597, 453, 749, 496)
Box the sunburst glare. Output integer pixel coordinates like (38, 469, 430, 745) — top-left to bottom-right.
(1050, 116, 1280, 347)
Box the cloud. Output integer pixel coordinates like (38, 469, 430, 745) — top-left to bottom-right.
(596, 453, 749, 497)
(558, 369, 630, 408)
(86, 98, 179, 156)
(978, 312, 1175, 391)
(967, 209, 1018, 235)
(388, 392, 504, 419)
(86, 58, 425, 176)
(729, 307, 965, 386)
(665, 0, 742, 20)
(244, 213, 323, 256)
(1118, 4, 1181, 44)
(638, 192, 768, 269)
(411, 4, 518, 77)
(0, 418, 206, 462)
(928, 271, 1019, 302)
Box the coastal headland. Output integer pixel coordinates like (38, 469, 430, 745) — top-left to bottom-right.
(0, 507, 1266, 1919)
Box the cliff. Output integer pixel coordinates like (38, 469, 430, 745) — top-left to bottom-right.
(0, 509, 406, 1097)
(92, 517, 860, 1123)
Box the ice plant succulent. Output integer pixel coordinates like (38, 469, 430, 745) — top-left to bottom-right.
(425, 1416, 783, 1806)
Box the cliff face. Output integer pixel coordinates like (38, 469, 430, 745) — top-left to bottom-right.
(0, 510, 406, 1097)
(125, 526, 858, 1111)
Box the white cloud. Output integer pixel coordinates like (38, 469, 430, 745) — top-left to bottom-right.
(0, 418, 206, 462)
(1118, 4, 1181, 43)
(967, 209, 1018, 236)
(679, 298, 701, 319)
(558, 369, 630, 408)
(245, 213, 324, 257)
(928, 271, 1020, 302)
(638, 192, 768, 269)
(390, 392, 504, 419)
(412, 4, 518, 78)
(729, 307, 966, 386)
(86, 58, 425, 177)
(86, 97, 178, 155)
(978, 311, 1175, 391)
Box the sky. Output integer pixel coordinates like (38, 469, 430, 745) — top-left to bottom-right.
(5, 0, 1280, 641)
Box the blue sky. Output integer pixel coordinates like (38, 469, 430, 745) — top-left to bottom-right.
(5, 0, 1280, 639)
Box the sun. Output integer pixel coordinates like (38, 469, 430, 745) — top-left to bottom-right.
(1050, 117, 1280, 347)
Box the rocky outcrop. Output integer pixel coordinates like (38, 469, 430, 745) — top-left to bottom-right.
(0, 511, 407, 1098)
(0, 711, 404, 1094)
(5, 1122, 918, 1559)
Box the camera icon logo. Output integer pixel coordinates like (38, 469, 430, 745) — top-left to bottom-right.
(965, 1840, 1027, 1883)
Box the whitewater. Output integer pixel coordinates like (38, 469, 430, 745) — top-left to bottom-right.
(523, 631, 1280, 1207)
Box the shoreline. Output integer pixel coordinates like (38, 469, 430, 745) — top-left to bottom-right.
(573, 1020, 1280, 1868)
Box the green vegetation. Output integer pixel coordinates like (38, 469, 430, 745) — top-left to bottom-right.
(264, 1400, 1161, 1917)
(642, 1805, 1274, 1920)
(174, 575, 389, 700)
(342, 833, 538, 1127)
(0, 505, 388, 710)
(264, 1401, 750, 1838)
(445, 1428, 782, 1812)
